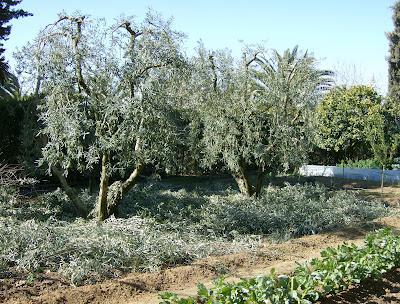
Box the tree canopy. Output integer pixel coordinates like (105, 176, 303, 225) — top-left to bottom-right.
(315, 85, 383, 163)
(192, 45, 331, 196)
(17, 11, 186, 220)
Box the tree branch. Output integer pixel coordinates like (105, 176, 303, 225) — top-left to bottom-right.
(245, 51, 261, 67)
(116, 21, 143, 39)
(136, 63, 166, 79)
(70, 17, 92, 96)
(208, 54, 218, 93)
(45, 15, 92, 96)
(51, 166, 88, 218)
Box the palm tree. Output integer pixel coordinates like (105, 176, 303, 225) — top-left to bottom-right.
(251, 46, 333, 196)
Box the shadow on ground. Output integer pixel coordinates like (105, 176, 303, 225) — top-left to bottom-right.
(320, 268, 400, 304)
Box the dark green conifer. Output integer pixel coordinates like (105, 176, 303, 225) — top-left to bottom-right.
(388, 1, 400, 101)
(0, 0, 31, 83)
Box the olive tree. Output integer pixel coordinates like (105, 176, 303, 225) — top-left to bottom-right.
(188, 45, 259, 196)
(192, 45, 328, 197)
(17, 11, 185, 220)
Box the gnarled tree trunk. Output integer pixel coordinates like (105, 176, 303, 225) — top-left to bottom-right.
(96, 157, 144, 221)
(103, 131, 145, 220)
(106, 164, 144, 217)
(233, 160, 254, 197)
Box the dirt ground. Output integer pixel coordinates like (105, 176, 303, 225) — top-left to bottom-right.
(1, 179, 400, 304)
(301, 176, 400, 207)
(318, 268, 400, 304)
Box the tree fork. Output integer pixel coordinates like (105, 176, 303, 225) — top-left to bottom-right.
(51, 166, 88, 218)
(106, 164, 144, 217)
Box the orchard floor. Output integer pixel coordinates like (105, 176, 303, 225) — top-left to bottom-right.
(2, 177, 400, 304)
(268, 175, 400, 208)
(1, 216, 399, 304)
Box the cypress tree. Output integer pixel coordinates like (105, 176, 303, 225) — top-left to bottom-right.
(0, 0, 31, 83)
(388, 1, 400, 101)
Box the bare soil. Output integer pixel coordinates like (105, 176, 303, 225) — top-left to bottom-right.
(318, 268, 400, 304)
(1, 179, 400, 304)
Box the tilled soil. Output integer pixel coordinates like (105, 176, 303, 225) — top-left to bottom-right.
(319, 268, 400, 304)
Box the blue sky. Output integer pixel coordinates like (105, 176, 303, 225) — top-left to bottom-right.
(3, 0, 396, 94)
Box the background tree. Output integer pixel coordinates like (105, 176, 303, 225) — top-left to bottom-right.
(194, 46, 328, 197)
(18, 11, 185, 220)
(388, 0, 400, 102)
(252, 47, 331, 195)
(365, 102, 400, 191)
(0, 70, 18, 98)
(315, 85, 382, 163)
(0, 1, 35, 168)
(0, 0, 31, 84)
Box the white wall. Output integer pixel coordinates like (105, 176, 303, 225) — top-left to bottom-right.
(299, 165, 400, 183)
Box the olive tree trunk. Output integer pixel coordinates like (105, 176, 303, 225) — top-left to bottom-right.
(233, 160, 254, 197)
(51, 166, 88, 218)
(255, 167, 266, 198)
(96, 156, 144, 221)
(106, 164, 144, 217)
(96, 129, 145, 221)
(97, 152, 110, 221)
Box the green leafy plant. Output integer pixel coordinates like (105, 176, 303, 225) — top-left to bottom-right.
(160, 229, 400, 303)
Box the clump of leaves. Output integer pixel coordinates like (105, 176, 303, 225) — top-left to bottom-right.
(0, 182, 389, 286)
(202, 185, 387, 240)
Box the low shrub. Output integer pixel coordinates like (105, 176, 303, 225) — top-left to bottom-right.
(337, 158, 382, 169)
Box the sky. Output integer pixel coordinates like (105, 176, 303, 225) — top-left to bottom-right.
(3, 0, 396, 94)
